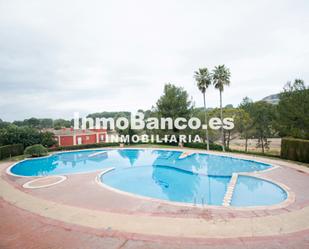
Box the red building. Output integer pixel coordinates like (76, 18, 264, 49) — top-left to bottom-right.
(52, 128, 107, 147)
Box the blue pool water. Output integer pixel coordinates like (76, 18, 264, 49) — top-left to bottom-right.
(102, 166, 230, 205)
(231, 176, 287, 206)
(10, 149, 287, 206)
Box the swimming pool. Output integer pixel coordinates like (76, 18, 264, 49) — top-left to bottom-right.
(9, 149, 287, 207)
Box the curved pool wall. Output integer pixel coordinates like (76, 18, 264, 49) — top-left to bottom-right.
(231, 176, 288, 207)
(10, 149, 271, 177)
(8, 149, 288, 207)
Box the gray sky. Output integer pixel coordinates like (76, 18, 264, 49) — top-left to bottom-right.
(0, 0, 308, 121)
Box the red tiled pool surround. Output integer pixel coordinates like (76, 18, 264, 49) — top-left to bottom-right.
(1, 149, 309, 248)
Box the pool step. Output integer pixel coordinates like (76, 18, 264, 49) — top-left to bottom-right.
(88, 151, 107, 158)
(222, 173, 238, 207)
(178, 151, 195, 159)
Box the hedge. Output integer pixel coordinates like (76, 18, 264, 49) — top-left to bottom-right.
(184, 142, 223, 151)
(24, 144, 48, 157)
(49, 142, 120, 152)
(48, 141, 224, 152)
(151, 141, 223, 151)
(0, 144, 24, 160)
(281, 138, 309, 163)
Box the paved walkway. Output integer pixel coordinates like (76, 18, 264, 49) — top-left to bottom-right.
(1, 199, 309, 249)
(1, 149, 309, 248)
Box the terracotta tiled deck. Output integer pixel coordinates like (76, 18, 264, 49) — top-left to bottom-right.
(1, 148, 309, 248)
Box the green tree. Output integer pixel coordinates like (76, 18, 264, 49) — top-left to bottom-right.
(277, 79, 309, 139)
(234, 109, 254, 152)
(39, 118, 53, 129)
(114, 112, 139, 143)
(53, 119, 71, 129)
(194, 68, 212, 150)
(239, 97, 253, 112)
(155, 83, 193, 137)
(250, 101, 276, 153)
(212, 65, 231, 151)
(0, 125, 56, 148)
(0, 125, 41, 147)
(40, 131, 57, 147)
(12, 120, 24, 126)
(25, 118, 40, 128)
(0, 119, 10, 129)
(223, 107, 238, 150)
(207, 107, 238, 150)
(193, 107, 221, 143)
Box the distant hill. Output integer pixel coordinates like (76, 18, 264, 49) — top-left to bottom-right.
(261, 94, 280, 105)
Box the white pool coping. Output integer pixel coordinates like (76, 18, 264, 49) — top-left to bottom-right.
(23, 175, 67, 189)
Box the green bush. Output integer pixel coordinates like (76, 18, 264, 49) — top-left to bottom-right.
(281, 138, 309, 163)
(24, 144, 48, 157)
(49, 142, 120, 152)
(184, 142, 223, 151)
(0, 144, 24, 160)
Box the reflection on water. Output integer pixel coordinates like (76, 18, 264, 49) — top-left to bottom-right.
(117, 149, 141, 166)
(11, 149, 271, 177)
(231, 176, 287, 206)
(151, 166, 230, 204)
(103, 165, 230, 205)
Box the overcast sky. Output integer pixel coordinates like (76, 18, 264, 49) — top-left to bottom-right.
(0, 0, 308, 121)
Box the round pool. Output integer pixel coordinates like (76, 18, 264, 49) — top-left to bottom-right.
(9, 149, 287, 207)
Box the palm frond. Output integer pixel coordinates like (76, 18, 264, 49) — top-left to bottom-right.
(194, 67, 212, 93)
(212, 65, 231, 92)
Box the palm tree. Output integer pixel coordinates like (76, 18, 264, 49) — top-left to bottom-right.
(212, 65, 231, 152)
(194, 68, 212, 150)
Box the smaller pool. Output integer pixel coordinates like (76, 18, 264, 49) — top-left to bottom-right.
(231, 176, 287, 207)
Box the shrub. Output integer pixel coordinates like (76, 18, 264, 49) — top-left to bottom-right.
(24, 144, 48, 157)
(0, 144, 24, 160)
(153, 141, 178, 147)
(184, 142, 223, 151)
(281, 138, 309, 163)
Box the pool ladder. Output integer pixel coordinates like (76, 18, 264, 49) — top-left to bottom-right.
(193, 197, 205, 207)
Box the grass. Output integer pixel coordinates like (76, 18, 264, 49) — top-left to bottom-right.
(228, 149, 280, 158)
(1, 154, 27, 162)
(0, 152, 52, 162)
(229, 138, 281, 156)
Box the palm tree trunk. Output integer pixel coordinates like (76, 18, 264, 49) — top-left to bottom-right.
(203, 92, 209, 150)
(220, 90, 225, 152)
(227, 130, 230, 149)
(245, 137, 248, 152)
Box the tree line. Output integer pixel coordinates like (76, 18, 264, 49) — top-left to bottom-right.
(0, 68, 308, 153)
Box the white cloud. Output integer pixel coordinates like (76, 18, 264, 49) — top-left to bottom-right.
(0, 0, 308, 121)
